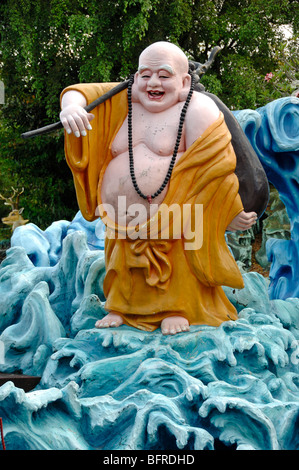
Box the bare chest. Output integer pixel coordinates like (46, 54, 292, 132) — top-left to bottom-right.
(111, 102, 185, 157)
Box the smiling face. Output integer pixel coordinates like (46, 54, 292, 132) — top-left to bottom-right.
(133, 42, 191, 113)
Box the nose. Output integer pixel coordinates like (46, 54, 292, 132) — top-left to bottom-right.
(147, 73, 161, 88)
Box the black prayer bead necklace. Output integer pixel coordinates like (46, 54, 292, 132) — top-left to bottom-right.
(127, 73, 195, 204)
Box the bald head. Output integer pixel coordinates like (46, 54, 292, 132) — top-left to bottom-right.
(138, 42, 189, 75)
(133, 41, 191, 112)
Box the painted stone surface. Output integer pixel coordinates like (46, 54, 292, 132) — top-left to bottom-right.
(0, 225, 298, 450)
(234, 97, 299, 299)
(0, 97, 298, 450)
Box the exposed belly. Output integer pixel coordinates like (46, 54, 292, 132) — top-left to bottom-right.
(101, 143, 184, 225)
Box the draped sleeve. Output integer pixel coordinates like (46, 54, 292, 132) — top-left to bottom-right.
(166, 113, 245, 288)
(60, 83, 128, 221)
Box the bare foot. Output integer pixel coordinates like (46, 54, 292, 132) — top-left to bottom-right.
(161, 316, 190, 335)
(95, 312, 124, 329)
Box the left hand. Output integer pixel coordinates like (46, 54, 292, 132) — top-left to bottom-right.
(226, 210, 257, 232)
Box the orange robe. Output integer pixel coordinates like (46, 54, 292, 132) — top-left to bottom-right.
(61, 83, 245, 331)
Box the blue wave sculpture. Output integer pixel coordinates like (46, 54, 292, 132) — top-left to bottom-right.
(234, 97, 299, 300)
(0, 223, 298, 450)
(0, 97, 298, 451)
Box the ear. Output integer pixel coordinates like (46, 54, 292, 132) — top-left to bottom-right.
(131, 72, 140, 103)
(179, 74, 192, 101)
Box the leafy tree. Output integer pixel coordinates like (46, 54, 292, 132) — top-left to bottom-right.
(177, 0, 298, 108)
(0, 0, 297, 231)
(260, 34, 299, 101)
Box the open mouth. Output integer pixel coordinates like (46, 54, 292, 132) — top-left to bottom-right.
(148, 91, 164, 100)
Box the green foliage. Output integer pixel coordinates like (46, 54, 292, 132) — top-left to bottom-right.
(259, 34, 299, 102)
(0, 0, 298, 234)
(0, 117, 77, 229)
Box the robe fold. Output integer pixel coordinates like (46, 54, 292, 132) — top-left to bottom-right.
(61, 83, 245, 331)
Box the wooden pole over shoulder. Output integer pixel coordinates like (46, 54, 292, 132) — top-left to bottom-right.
(21, 47, 221, 139)
(21, 79, 130, 139)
